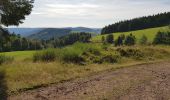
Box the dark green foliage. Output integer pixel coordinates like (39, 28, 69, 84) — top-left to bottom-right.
(28, 28, 72, 40)
(124, 34, 136, 46)
(101, 12, 170, 34)
(52, 32, 92, 47)
(139, 35, 148, 45)
(0, 28, 44, 52)
(153, 31, 170, 45)
(1, 0, 34, 26)
(106, 34, 114, 44)
(0, 55, 13, 65)
(33, 49, 56, 62)
(115, 34, 125, 46)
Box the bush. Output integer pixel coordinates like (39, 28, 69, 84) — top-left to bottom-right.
(33, 49, 57, 62)
(124, 34, 136, 46)
(116, 48, 144, 60)
(101, 52, 121, 63)
(58, 47, 84, 63)
(0, 55, 14, 65)
(115, 35, 125, 46)
(101, 36, 105, 43)
(139, 35, 148, 45)
(153, 31, 170, 45)
(106, 34, 114, 44)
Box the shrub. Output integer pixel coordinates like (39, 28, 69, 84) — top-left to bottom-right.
(115, 35, 124, 46)
(124, 34, 136, 46)
(0, 55, 14, 65)
(101, 36, 105, 43)
(58, 47, 84, 63)
(139, 35, 148, 45)
(33, 49, 57, 62)
(106, 34, 114, 44)
(116, 48, 144, 60)
(153, 31, 170, 45)
(101, 52, 121, 63)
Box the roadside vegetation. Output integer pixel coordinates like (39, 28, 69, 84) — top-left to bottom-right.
(0, 44, 170, 95)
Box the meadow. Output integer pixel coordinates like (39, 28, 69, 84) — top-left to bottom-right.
(0, 42, 170, 96)
(91, 26, 169, 43)
(0, 26, 170, 96)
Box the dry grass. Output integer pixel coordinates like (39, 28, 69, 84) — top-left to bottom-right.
(0, 45, 170, 95)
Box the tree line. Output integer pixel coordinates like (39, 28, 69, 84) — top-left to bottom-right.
(102, 34, 136, 46)
(0, 29, 92, 52)
(101, 12, 170, 34)
(50, 32, 92, 47)
(0, 28, 45, 52)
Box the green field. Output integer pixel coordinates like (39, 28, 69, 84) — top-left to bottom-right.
(0, 51, 36, 61)
(0, 26, 170, 96)
(91, 26, 169, 43)
(0, 44, 170, 95)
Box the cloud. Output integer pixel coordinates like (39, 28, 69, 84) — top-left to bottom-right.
(15, 0, 170, 28)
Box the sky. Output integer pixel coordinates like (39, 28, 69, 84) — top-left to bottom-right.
(12, 0, 170, 28)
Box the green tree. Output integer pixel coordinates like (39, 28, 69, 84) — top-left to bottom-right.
(153, 31, 170, 45)
(0, 0, 34, 26)
(125, 34, 136, 46)
(101, 36, 105, 43)
(106, 34, 114, 44)
(139, 35, 148, 45)
(115, 35, 123, 46)
(153, 31, 164, 44)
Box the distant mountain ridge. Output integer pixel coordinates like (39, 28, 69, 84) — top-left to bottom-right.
(8, 28, 43, 37)
(28, 28, 72, 40)
(8, 27, 101, 40)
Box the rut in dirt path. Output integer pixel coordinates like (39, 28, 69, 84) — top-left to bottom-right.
(9, 62, 170, 100)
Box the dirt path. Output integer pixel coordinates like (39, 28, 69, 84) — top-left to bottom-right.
(9, 62, 170, 100)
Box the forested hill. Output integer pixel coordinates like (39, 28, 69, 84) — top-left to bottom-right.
(8, 27, 101, 40)
(101, 12, 170, 34)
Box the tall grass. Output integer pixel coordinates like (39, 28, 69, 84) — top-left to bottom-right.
(0, 44, 170, 94)
(33, 49, 57, 62)
(0, 55, 14, 65)
(33, 42, 102, 63)
(33, 42, 170, 64)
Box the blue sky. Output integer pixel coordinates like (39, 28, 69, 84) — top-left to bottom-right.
(12, 0, 170, 28)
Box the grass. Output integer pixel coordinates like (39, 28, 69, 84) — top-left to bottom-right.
(91, 26, 169, 43)
(0, 51, 35, 61)
(0, 44, 170, 96)
(0, 55, 14, 65)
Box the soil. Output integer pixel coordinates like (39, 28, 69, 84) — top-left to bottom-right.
(9, 61, 170, 100)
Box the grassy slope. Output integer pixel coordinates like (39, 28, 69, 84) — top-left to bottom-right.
(0, 51, 35, 61)
(91, 26, 169, 43)
(0, 45, 170, 95)
(0, 25, 170, 95)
